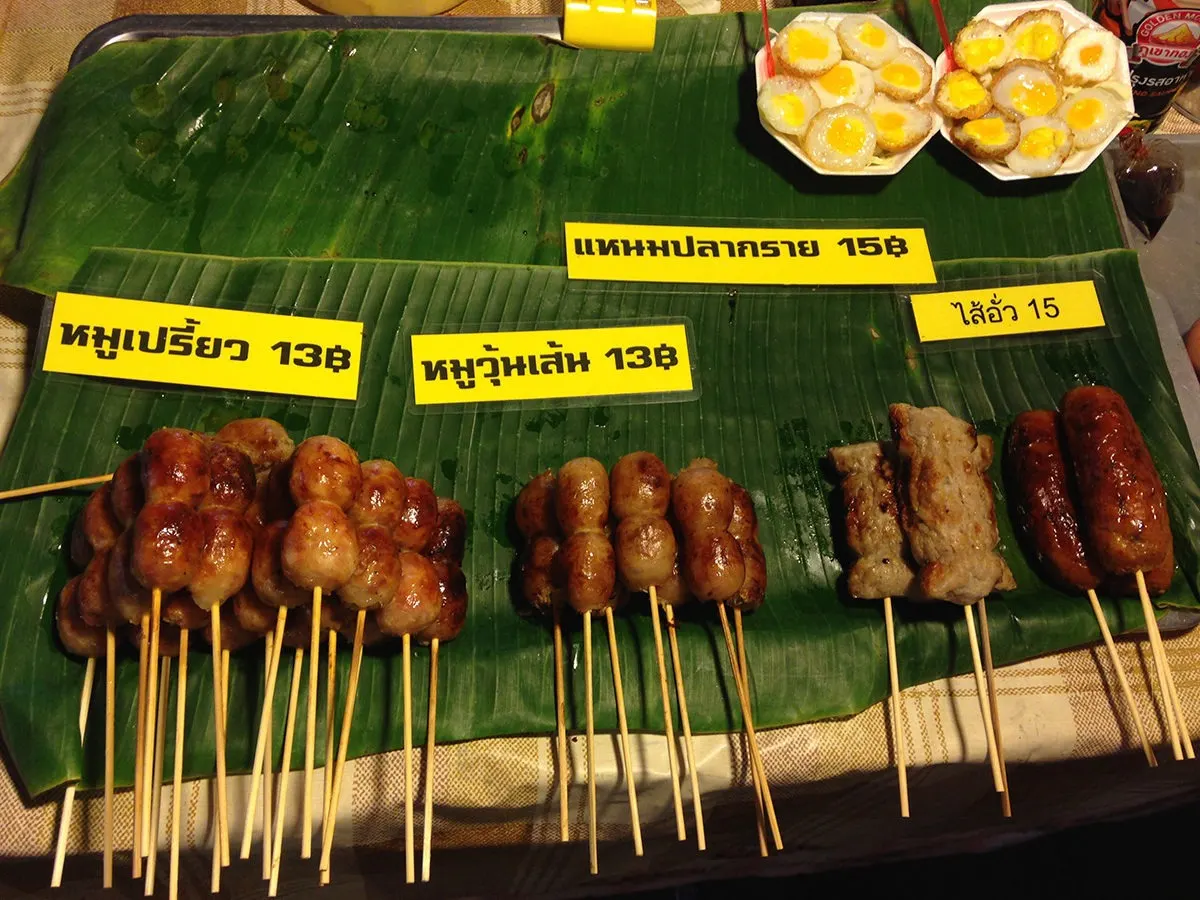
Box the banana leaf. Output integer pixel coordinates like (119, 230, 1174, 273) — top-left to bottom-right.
(0, 2, 1123, 295)
(0, 244, 1196, 798)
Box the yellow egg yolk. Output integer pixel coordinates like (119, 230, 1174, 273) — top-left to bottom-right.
(787, 28, 829, 61)
(947, 71, 987, 108)
(858, 22, 888, 48)
(819, 64, 856, 98)
(1080, 43, 1104, 65)
(873, 110, 909, 143)
(962, 37, 1006, 70)
(828, 116, 868, 155)
(1012, 78, 1058, 116)
(1015, 23, 1062, 60)
(881, 62, 921, 90)
(963, 117, 1011, 146)
(1019, 126, 1066, 159)
(771, 93, 811, 128)
(1066, 97, 1103, 130)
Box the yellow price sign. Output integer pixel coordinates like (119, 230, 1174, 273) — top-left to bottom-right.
(565, 221, 935, 286)
(410, 323, 693, 406)
(43, 292, 364, 401)
(910, 281, 1106, 343)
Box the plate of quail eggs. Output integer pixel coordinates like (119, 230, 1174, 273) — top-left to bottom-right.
(933, 0, 1135, 179)
(755, 13, 941, 176)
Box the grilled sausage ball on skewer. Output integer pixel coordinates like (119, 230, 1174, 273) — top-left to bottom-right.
(556, 458, 618, 615)
(611, 452, 677, 593)
(349, 460, 408, 532)
(215, 418, 295, 479)
(205, 612, 260, 653)
(233, 584, 279, 635)
(107, 530, 152, 625)
(252, 522, 311, 609)
(339, 525, 402, 611)
(141, 428, 209, 507)
(70, 483, 121, 569)
(727, 483, 766, 612)
(281, 501, 359, 592)
(427, 498, 466, 564)
(556, 458, 609, 535)
(611, 452, 671, 520)
(161, 592, 208, 631)
(132, 502, 204, 594)
(521, 535, 564, 615)
(110, 455, 144, 529)
(78, 548, 119, 629)
(289, 436, 362, 511)
(418, 498, 469, 644)
(394, 478, 438, 552)
(201, 443, 256, 514)
(377, 551, 442, 637)
(515, 472, 559, 540)
(672, 459, 744, 603)
(57, 576, 107, 658)
(189, 508, 254, 610)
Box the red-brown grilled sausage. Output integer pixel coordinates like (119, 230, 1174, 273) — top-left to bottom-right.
(232, 584, 278, 634)
(132, 502, 203, 593)
(251, 521, 310, 609)
(654, 563, 692, 607)
(672, 459, 733, 534)
(328, 600, 386, 648)
(110, 454, 144, 529)
(107, 530, 151, 624)
(162, 592, 207, 631)
(281, 500, 359, 592)
(245, 461, 295, 530)
(141, 428, 209, 507)
(1105, 541, 1176, 597)
(614, 516, 677, 592)
(349, 460, 408, 531)
(289, 436, 362, 511)
(202, 443, 256, 514)
(417, 559, 468, 645)
(728, 484, 766, 611)
(70, 483, 122, 569)
(204, 612, 259, 652)
(57, 577, 106, 658)
(521, 535, 563, 614)
(339, 525, 401, 611)
(560, 531, 616, 613)
(427, 497, 466, 564)
(611, 452, 671, 520)
(682, 530, 745, 602)
(189, 507, 254, 610)
(393, 477, 437, 552)
(376, 551, 441, 636)
(1005, 410, 1102, 592)
(555, 458, 609, 534)
(78, 548, 117, 629)
(132, 621, 182, 658)
(1061, 386, 1172, 575)
(515, 471, 559, 540)
(215, 418, 295, 478)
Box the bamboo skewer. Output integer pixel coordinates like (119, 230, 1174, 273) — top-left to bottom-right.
(1136, 571, 1189, 759)
(268, 648, 305, 897)
(103, 627, 116, 887)
(404, 632, 416, 884)
(168, 628, 189, 900)
(303, 588, 322, 860)
(0, 473, 112, 501)
(582, 610, 597, 876)
(552, 607, 570, 843)
(647, 587, 685, 841)
(209, 606, 230, 879)
(213, 648, 230, 890)
(134, 624, 148, 877)
(977, 599, 1011, 817)
(735, 609, 769, 857)
(881, 598, 910, 817)
(262, 634, 275, 881)
(717, 604, 782, 851)
(143, 590, 163, 856)
(145, 657, 171, 897)
(663, 605, 705, 850)
(963, 605, 1004, 792)
(604, 607, 643, 857)
(1085, 589, 1157, 767)
(319, 610, 366, 883)
(240, 608, 288, 860)
(50, 658, 96, 888)
(324, 628, 337, 840)
(421, 638, 439, 883)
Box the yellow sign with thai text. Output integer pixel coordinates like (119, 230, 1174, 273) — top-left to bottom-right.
(564, 222, 935, 285)
(43, 292, 364, 400)
(410, 324, 693, 406)
(910, 281, 1105, 342)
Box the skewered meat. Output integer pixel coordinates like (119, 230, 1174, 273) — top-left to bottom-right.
(215, 418, 295, 478)
(162, 592, 207, 631)
(556, 458, 609, 534)
(141, 428, 209, 506)
(289, 436, 362, 511)
(328, 599, 386, 648)
(427, 498, 466, 564)
(70, 483, 121, 569)
(1105, 541, 1175, 597)
(828, 442, 918, 600)
(189, 508, 254, 610)
(681, 530, 745, 602)
(417, 559, 468, 645)
(107, 530, 151, 624)
(515, 471, 559, 540)
(233, 584, 278, 634)
(556, 458, 617, 614)
(890, 404, 1015, 604)
(521, 535, 564, 614)
(281, 500, 360, 591)
(653, 565, 692, 607)
(376, 551, 441, 636)
(673, 459, 744, 602)
(1005, 411, 1101, 592)
(201, 443, 256, 514)
(671, 459, 733, 533)
(205, 612, 259, 652)
(78, 548, 116, 629)
(394, 477, 437, 552)
(245, 461, 295, 530)
(727, 484, 766, 611)
(132, 621, 182, 657)
(1060, 386, 1172, 575)
(610, 451, 671, 519)
(339, 524, 401, 610)
(57, 577, 106, 658)
(110, 455, 144, 528)
(349, 460, 408, 531)
(560, 531, 616, 613)
(614, 516, 677, 591)
(251, 521, 310, 608)
(132, 501, 204, 593)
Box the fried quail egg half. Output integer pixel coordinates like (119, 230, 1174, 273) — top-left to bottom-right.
(991, 61, 1062, 119)
(804, 105, 877, 171)
(953, 19, 1012, 74)
(757, 76, 821, 137)
(934, 69, 993, 119)
(836, 15, 900, 69)
(1005, 115, 1073, 176)
(1057, 86, 1124, 148)
(776, 20, 842, 77)
(812, 60, 876, 109)
(1058, 27, 1119, 84)
(951, 112, 1020, 160)
(1007, 10, 1065, 63)
(874, 48, 933, 102)
(868, 96, 932, 153)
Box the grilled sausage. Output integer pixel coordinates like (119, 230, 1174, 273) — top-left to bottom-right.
(204, 612, 259, 652)
(251, 521, 310, 609)
(189, 508, 254, 610)
(515, 471, 559, 540)
(141, 428, 209, 506)
(555, 458, 609, 534)
(201, 443, 256, 514)
(349, 459, 408, 531)
(654, 563, 692, 607)
(672, 459, 733, 534)
(132, 502, 203, 593)
(70, 483, 121, 569)
(339, 525, 401, 611)
(107, 530, 151, 624)
(233, 584, 278, 634)
(611, 451, 671, 520)
(376, 551, 441, 637)
(417, 560, 468, 645)
(57, 577, 106, 658)
(78, 548, 116, 629)
(245, 461, 295, 530)
(521, 535, 563, 614)
(214, 418, 295, 478)
(682, 530, 745, 602)
(1061, 386, 1172, 575)
(162, 592, 207, 631)
(614, 516, 677, 592)
(427, 498, 466, 564)
(728, 484, 766, 611)
(1105, 541, 1176, 597)
(289, 436, 362, 511)
(560, 531, 616, 614)
(393, 477, 437, 552)
(110, 454, 144, 528)
(281, 500, 360, 592)
(1005, 410, 1102, 592)
(132, 621, 183, 658)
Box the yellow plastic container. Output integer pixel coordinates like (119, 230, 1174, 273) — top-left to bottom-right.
(564, 0, 657, 51)
(311, 0, 463, 16)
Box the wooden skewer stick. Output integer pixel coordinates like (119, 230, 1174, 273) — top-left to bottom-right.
(663, 606, 705, 850)
(404, 632, 416, 884)
(963, 605, 1004, 792)
(133, 623, 148, 876)
(319, 610, 366, 881)
(582, 610, 598, 875)
(1136, 571, 1190, 759)
(717, 604, 782, 851)
(648, 587, 686, 841)
(50, 658, 96, 888)
(735, 608, 769, 857)
(262, 634, 275, 881)
(604, 607, 643, 857)
(421, 637, 439, 883)
(213, 648, 230, 889)
(209, 606, 230, 877)
(103, 627, 116, 887)
(268, 648, 305, 897)
(323, 628, 337, 842)
(977, 599, 1012, 817)
(168, 628, 189, 900)
(240, 607, 288, 860)
(1085, 589, 1157, 767)
(145, 657, 171, 897)
(881, 599, 910, 816)
(302, 588, 322, 860)
(143, 590, 163, 857)
(0, 473, 112, 502)
(552, 606, 570, 843)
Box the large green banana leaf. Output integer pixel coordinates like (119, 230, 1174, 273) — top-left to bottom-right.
(0, 245, 1196, 798)
(0, 2, 1122, 295)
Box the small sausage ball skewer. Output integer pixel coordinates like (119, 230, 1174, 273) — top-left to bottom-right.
(70, 483, 121, 570)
